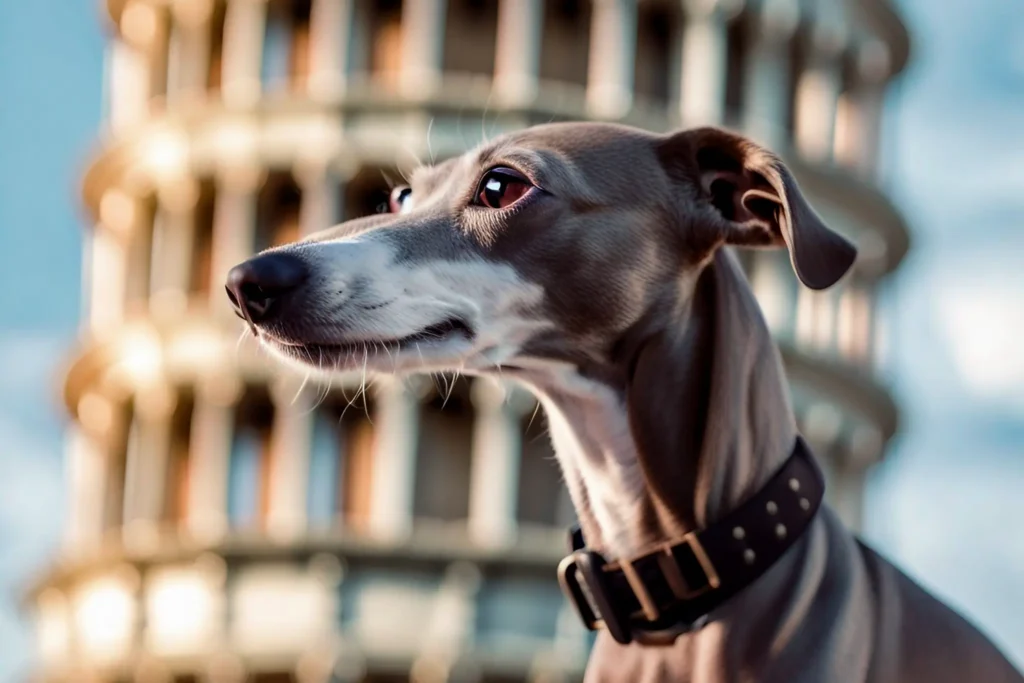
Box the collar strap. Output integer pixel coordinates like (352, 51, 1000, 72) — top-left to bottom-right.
(557, 436, 824, 646)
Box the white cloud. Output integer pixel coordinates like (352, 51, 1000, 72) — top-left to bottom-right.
(867, 458, 1024, 671)
(0, 421, 65, 683)
(930, 269, 1024, 412)
(889, 109, 1024, 235)
(0, 334, 71, 399)
(942, 290, 1024, 402)
(0, 420, 65, 552)
(0, 333, 69, 683)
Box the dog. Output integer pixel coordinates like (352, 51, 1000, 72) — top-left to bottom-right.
(226, 122, 1023, 682)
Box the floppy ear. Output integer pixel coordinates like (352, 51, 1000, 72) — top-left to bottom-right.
(656, 127, 856, 290)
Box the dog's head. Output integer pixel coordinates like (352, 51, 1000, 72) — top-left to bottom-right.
(226, 123, 855, 379)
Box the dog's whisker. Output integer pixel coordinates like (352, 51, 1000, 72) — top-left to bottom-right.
(292, 371, 311, 408)
(440, 371, 455, 410)
(426, 116, 436, 165)
(526, 399, 543, 435)
(479, 83, 495, 146)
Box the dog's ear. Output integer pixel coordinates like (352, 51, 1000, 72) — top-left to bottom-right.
(657, 127, 856, 290)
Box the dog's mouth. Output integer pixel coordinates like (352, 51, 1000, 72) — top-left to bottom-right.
(265, 316, 476, 370)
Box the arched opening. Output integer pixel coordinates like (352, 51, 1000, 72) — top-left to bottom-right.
(206, 2, 227, 91)
(127, 194, 156, 311)
(442, 0, 498, 79)
(343, 166, 394, 221)
(362, 0, 404, 89)
(723, 14, 749, 121)
(785, 26, 811, 139)
(261, 0, 313, 93)
(516, 412, 563, 528)
(539, 0, 592, 90)
(227, 387, 275, 530)
(150, 6, 171, 105)
(104, 398, 134, 533)
(833, 56, 863, 168)
(255, 172, 303, 251)
(189, 179, 216, 296)
(634, 2, 680, 109)
(307, 390, 377, 532)
(163, 387, 194, 526)
(413, 376, 474, 524)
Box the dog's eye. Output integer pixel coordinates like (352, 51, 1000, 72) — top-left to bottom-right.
(475, 167, 532, 210)
(389, 186, 413, 214)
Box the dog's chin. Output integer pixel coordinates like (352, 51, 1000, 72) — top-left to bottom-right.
(261, 318, 477, 375)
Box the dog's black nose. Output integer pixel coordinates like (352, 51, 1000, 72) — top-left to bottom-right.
(225, 252, 307, 324)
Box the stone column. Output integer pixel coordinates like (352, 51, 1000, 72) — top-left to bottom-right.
(586, 0, 637, 119)
(166, 0, 214, 106)
(493, 0, 543, 106)
(467, 379, 536, 547)
(308, 0, 355, 99)
(150, 179, 199, 313)
(187, 377, 242, 544)
(209, 170, 259, 317)
(123, 384, 177, 549)
(125, 203, 155, 307)
(751, 250, 797, 341)
(221, 0, 267, 107)
(854, 86, 884, 179)
(679, 0, 738, 127)
(107, 41, 151, 133)
(88, 228, 129, 332)
(399, 0, 447, 98)
(861, 287, 877, 364)
(811, 288, 839, 353)
(741, 0, 799, 148)
(795, 287, 838, 352)
(65, 428, 107, 553)
(835, 80, 884, 179)
(837, 282, 875, 364)
(793, 60, 841, 162)
(422, 562, 481, 653)
(141, 6, 171, 103)
(296, 163, 343, 238)
(790, 16, 847, 161)
(265, 377, 314, 541)
(367, 376, 423, 539)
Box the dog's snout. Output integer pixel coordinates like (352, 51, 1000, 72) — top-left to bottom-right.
(225, 252, 308, 325)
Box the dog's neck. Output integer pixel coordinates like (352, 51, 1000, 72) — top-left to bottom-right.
(520, 249, 797, 559)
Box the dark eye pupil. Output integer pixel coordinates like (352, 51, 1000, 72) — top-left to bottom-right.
(475, 168, 531, 210)
(483, 176, 507, 205)
(389, 186, 412, 213)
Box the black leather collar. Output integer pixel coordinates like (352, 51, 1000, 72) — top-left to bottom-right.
(557, 436, 824, 645)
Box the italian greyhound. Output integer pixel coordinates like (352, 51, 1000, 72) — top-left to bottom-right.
(226, 123, 1023, 682)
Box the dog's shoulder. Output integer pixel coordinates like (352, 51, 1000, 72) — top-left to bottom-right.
(855, 540, 1024, 682)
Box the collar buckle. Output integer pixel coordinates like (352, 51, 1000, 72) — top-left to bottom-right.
(556, 437, 825, 647)
(558, 549, 633, 645)
(615, 532, 721, 622)
(660, 533, 721, 600)
(556, 533, 723, 646)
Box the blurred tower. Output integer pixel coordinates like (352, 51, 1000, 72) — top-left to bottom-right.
(32, 0, 910, 681)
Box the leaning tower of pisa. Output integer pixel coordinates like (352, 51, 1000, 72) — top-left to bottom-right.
(30, 0, 911, 682)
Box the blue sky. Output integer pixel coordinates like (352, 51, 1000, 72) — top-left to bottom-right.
(865, 0, 1024, 667)
(0, 2, 102, 681)
(0, 0, 1021, 681)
